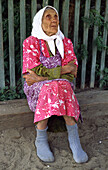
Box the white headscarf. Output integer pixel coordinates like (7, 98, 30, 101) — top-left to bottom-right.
(31, 6, 64, 58)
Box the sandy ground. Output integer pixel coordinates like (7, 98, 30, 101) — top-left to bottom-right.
(0, 90, 108, 170)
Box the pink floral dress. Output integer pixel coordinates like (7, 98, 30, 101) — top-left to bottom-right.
(23, 36, 81, 123)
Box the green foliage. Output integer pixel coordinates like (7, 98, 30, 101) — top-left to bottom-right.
(82, 9, 107, 28)
(99, 68, 108, 89)
(95, 36, 108, 54)
(74, 9, 108, 88)
(74, 43, 88, 60)
(75, 9, 108, 62)
(1, 2, 107, 101)
(0, 87, 25, 101)
(82, 9, 108, 52)
(1, 0, 30, 101)
(96, 65, 108, 89)
(0, 78, 26, 101)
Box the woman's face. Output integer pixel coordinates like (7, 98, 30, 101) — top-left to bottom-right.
(42, 9, 59, 36)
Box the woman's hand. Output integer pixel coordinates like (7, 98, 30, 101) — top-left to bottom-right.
(68, 61, 78, 78)
(23, 68, 48, 86)
(61, 61, 78, 78)
(23, 69, 41, 86)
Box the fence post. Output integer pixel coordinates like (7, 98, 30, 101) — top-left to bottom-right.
(73, 0, 80, 87)
(43, 0, 49, 7)
(100, 0, 108, 87)
(90, 0, 101, 88)
(53, 0, 59, 12)
(31, 0, 37, 22)
(61, 0, 70, 37)
(81, 0, 91, 89)
(73, 0, 80, 47)
(0, 0, 5, 88)
(8, 0, 15, 87)
(20, 0, 26, 84)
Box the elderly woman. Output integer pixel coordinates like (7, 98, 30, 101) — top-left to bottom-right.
(23, 6, 88, 163)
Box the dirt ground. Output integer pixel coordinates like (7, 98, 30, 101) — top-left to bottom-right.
(0, 90, 108, 170)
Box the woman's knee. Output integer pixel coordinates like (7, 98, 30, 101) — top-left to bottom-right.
(63, 115, 76, 126)
(37, 118, 48, 130)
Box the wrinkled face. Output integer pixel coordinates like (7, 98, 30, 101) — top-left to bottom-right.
(41, 9, 59, 36)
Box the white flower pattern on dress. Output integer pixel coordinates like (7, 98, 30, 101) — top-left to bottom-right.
(23, 36, 80, 123)
(27, 49, 31, 53)
(30, 45, 34, 48)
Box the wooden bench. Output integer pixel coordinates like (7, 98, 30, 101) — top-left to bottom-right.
(0, 90, 108, 131)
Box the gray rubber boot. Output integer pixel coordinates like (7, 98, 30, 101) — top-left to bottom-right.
(66, 124, 88, 163)
(35, 126, 54, 162)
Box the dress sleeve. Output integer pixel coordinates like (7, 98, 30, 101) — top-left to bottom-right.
(22, 37, 41, 74)
(31, 64, 61, 80)
(62, 38, 78, 67)
(31, 64, 74, 82)
(61, 74, 74, 82)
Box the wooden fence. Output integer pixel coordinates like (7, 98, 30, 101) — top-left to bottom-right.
(0, 0, 108, 90)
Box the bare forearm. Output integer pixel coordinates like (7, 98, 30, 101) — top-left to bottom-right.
(23, 69, 48, 86)
(61, 60, 78, 77)
(61, 65, 70, 75)
(38, 76, 48, 81)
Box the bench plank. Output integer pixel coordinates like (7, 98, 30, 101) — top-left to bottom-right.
(0, 90, 108, 131)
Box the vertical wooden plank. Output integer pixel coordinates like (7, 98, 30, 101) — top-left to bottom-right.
(90, 0, 101, 88)
(100, 0, 108, 86)
(20, 0, 26, 83)
(43, 0, 49, 7)
(53, 0, 59, 12)
(73, 0, 80, 87)
(81, 0, 91, 89)
(0, 0, 5, 88)
(73, 0, 80, 47)
(31, 0, 37, 22)
(61, 0, 70, 37)
(8, 0, 15, 87)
